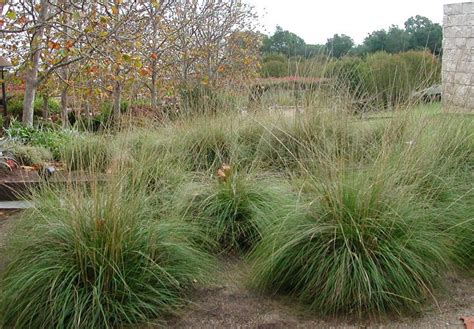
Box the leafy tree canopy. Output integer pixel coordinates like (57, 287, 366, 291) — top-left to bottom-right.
(325, 34, 354, 58)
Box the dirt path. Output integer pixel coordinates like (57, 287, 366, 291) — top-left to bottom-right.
(0, 214, 472, 328)
(169, 259, 474, 328)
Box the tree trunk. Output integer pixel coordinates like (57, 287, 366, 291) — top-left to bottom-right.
(113, 81, 122, 123)
(22, 0, 49, 126)
(151, 67, 158, 110)
(42, 93, 49, 120)
(61, 87, 69, 128)
(59, 0, 70, 129)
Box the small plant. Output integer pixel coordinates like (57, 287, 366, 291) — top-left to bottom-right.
(0, 178, 213, 328)
(5, 119, 75, 160)
(178, 164, 291, 253)
(0, 141, 19, 173)
(9, 144, 53, 166)
(4, 119, 36, 144)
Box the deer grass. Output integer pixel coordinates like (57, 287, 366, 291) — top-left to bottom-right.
(0, 174, 213, 328)
(177, 167, 293, 254)
(249, 167, 451, 316)
(60, 133, 112, 172)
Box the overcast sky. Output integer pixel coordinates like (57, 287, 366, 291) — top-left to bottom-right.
(249, 0, 453, 45)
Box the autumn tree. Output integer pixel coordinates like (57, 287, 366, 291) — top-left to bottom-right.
(1, 0, 260, 124)
(172, 0, 259, 87)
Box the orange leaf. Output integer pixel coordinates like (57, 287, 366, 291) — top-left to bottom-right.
(48, 41, 61, 50)
(140, 68, 150, 76)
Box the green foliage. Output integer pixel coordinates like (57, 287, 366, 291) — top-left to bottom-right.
(7, 94, 61, 118)
(5, 120, 74, 160)
(326, 34, 354, 58)
(0, 102, 472, 323)
(173, 118, 235, 171)
(262, 26, 307, 57)
(260, 59, 288, 78)
(363, 26, 410, 54)
(60, 134, 111, 172)
(116, 130, 188, 212)
(9, 144, 53, 166)
(404, 15, 443, 54)
(178, 170, 291, 253)
(250, 168, 450, 315)
(325, 51, 441, 109)
(0, 178, 213, 328)
(178, 85, 240, 115)
(325, 56, 369, 102)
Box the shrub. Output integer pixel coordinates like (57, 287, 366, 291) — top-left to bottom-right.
(428, 180, 474, 271)
(250, 169, 450, 315)
(324, 56, 369, 102)
(324, 51, 441, 110)
(7, 94, 61, 118)
(5, 120, 75, 160)
(177, 166, 291, 254)
(0, 178, 213, 328)
(260, 60, 288, 78)
(9, 144, 53, 166)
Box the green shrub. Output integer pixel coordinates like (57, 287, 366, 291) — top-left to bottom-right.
(7, 95, 61, 118)
(260, 60, 288, 78)
(428, 179, 474, 271)
(174, 118, 235, 172)
(324, 51, 441, 110)
(324, 56, 369, 101)
(0, 178, 213, 328)
(9, 144, 53, 166)
(5, 120, 75, 160)
(250, 169, 450, 315)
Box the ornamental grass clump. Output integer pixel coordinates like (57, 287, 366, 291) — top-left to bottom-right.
(250, 168, 451, 316)
(60, 133, 112, 172)
(174, 117, 236, 172)
(0, 177, 212, 328)
(178, 164, 292, 254)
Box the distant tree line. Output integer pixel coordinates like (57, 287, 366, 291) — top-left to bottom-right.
(261, 15, 442, 59)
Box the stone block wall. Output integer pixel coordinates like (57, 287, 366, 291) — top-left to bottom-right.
(442, 2, 474, 110)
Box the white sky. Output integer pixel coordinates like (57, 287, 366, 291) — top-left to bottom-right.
(249, 0, 454, 45)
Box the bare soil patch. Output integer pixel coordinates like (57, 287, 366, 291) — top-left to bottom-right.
(169, 259, 474, 329)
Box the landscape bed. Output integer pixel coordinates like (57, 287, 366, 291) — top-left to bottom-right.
(0, 103, 472, 328)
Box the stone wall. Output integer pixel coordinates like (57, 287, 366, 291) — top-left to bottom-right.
(442, 2, 474, 110)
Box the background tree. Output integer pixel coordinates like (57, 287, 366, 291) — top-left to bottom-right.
(404, 15, 442, 54)
(363, 26, 409, 54)
(261, 26, 307, 57)
(325, 34, 354, 58)
(139, 0, 176, 110)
